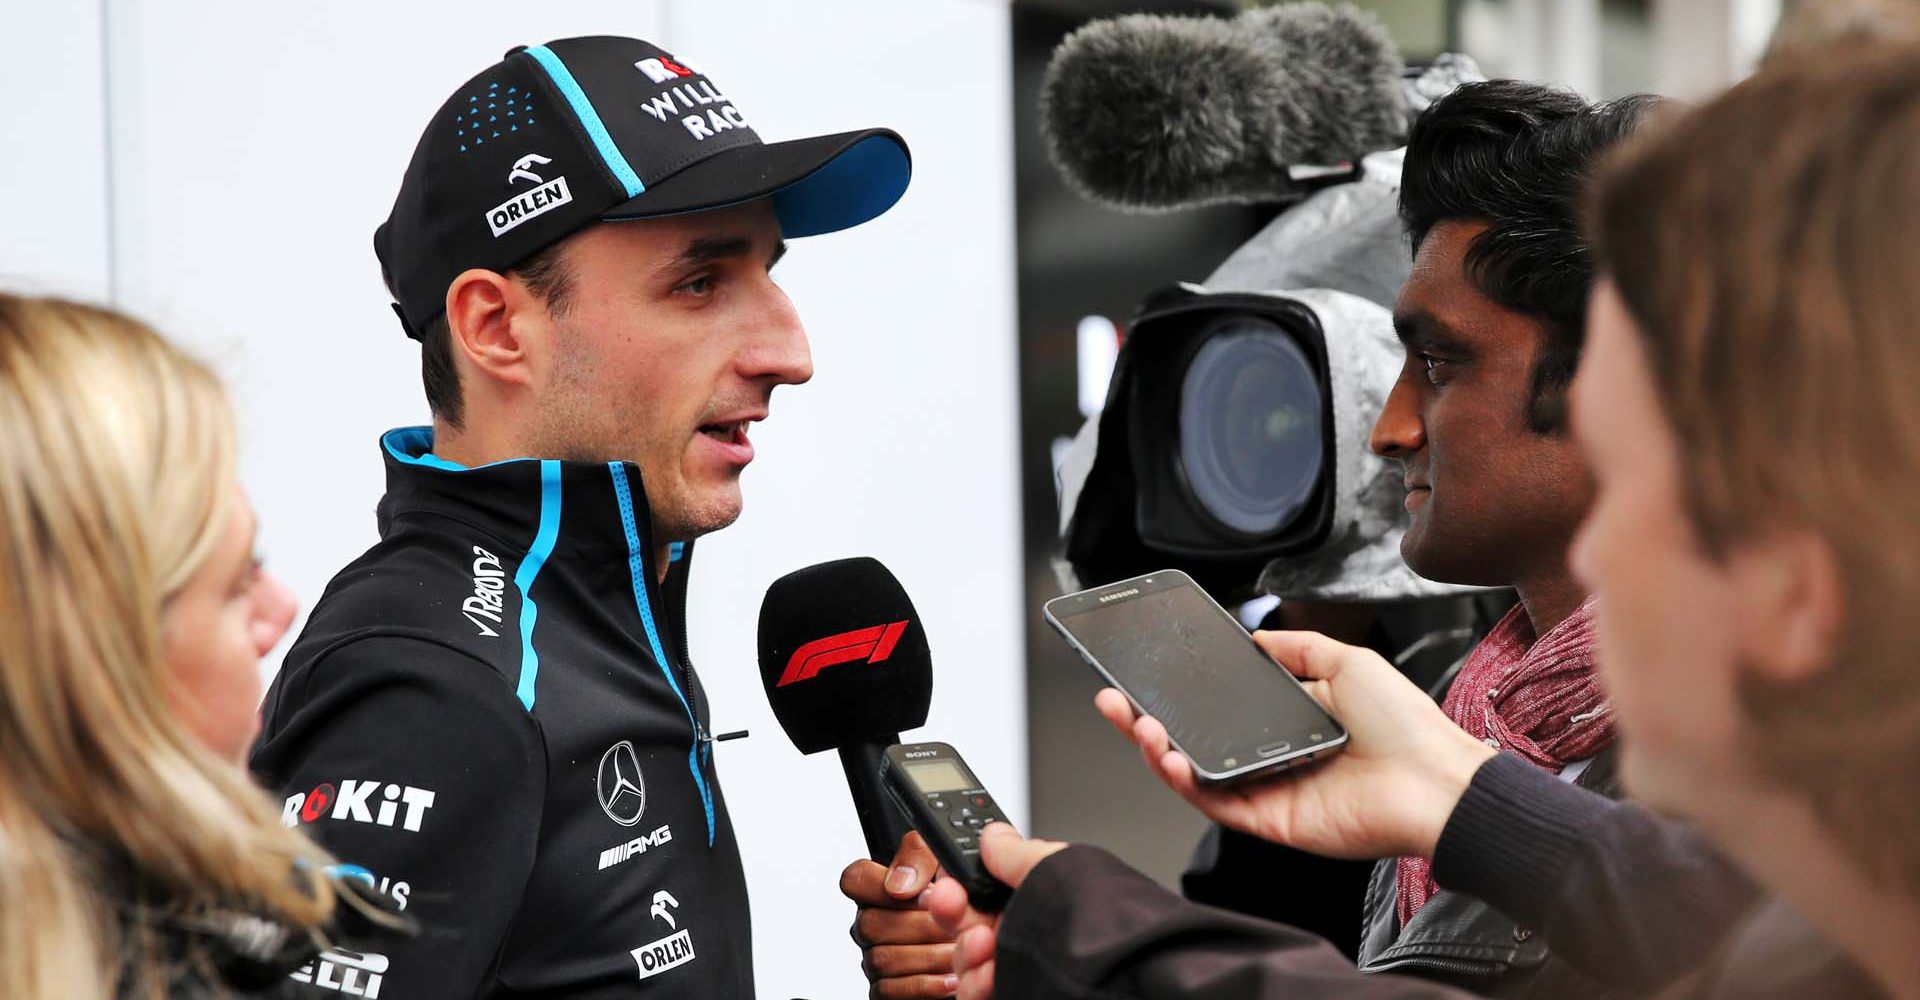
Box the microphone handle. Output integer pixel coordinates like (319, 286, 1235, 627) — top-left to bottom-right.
(839, 738, 916, 862)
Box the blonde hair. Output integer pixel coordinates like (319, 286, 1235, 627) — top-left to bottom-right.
(1592, 46, 1920, 892)
(0, 295, 337, 999)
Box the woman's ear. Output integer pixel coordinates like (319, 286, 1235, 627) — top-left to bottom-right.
(1731, 528, 1843, 685)
(444, 268, 535, 389)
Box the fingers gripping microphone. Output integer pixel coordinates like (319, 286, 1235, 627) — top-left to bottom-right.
(758, 558, 932, 861)
(1039, 2, 1409, 212)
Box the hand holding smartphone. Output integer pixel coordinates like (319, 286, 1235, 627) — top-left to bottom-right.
(1044, 570, 1347, 784)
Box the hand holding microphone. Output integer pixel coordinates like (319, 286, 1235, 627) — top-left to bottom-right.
(758, 556, 933, 860)
(756, 557, 959, 1000)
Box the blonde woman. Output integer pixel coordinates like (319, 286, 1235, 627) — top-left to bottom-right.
(0, 294, 402, 999)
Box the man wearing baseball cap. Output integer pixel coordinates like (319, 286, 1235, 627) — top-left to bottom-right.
(251, 36, 910, 999)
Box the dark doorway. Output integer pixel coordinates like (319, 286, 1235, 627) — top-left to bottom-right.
(1011, 0, 1279, 882)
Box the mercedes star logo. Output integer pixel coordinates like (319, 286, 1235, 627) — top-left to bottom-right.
(597, 740, 648, 827)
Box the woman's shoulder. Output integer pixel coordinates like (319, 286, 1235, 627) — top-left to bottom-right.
(1700, 899, 1886, 1000)
(111, 864, 410, 999)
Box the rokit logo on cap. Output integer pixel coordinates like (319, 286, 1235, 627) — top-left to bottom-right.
(485, 152, 573, 238)
(635, 55, 699, 83)
(634, 53, 750, 142)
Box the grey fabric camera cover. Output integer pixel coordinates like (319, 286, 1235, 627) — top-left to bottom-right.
(1055, 149, 1484, 602)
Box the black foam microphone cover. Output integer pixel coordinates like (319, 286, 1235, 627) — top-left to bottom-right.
(758, 557, 933, 755)
(1040, 2, 1408, 212)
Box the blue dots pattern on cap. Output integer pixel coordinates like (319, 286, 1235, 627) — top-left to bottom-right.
(453, 82, 534, 154)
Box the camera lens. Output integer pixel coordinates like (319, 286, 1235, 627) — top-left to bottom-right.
(1177, 319, 1325, 536)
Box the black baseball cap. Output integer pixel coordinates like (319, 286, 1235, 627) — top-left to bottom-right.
(375, 36, 912, 338)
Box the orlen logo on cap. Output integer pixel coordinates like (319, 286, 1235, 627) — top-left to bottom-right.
(776, 621, 909, 687)
(484, 158, 573, 239)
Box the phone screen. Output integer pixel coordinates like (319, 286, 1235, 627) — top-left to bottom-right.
(1049, 574, 1343, 777)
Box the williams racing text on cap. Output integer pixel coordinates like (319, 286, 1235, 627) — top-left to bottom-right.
(374, 35, 911, 338)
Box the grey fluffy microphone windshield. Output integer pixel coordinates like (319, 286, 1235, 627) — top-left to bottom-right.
(1040, 2, 1409, 212)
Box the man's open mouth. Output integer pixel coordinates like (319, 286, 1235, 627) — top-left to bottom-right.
(699, 420, 749, 444)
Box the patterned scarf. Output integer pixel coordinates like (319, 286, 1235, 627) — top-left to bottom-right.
(1395, 596, 1614, 927)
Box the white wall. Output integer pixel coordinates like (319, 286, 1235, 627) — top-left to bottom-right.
(1651, 0, 1781, 98)
(0, 1, 111, 299)
(8, 2, 1023, 998)
(664, 3, 1026, 999)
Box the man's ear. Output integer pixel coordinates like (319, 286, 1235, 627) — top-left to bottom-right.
(444, 268, 538, 390)
(1731, 527, 1844, 685)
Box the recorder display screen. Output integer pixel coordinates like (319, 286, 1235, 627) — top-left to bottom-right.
(904, 760, 974, 793)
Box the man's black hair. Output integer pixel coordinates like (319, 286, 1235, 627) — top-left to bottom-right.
(418, 237, 577, 429)
(1400, 80, 1661, 432)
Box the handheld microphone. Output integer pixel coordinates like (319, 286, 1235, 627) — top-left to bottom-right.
(758, 557, 932, 861)
(1040, 2, 1408, 212)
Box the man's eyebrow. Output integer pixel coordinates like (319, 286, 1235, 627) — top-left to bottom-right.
(1391, 309, 1466, 349)
(655, 235, 788, 277)
(661, 235, 756, 274)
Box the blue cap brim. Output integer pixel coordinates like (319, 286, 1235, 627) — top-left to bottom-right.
(600, 128, 911, 237)
(770, 132, 912, 237)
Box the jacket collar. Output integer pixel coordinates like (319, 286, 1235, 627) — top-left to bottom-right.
(376, 426, 692, 580)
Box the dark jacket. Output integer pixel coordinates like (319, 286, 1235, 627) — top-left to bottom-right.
(111, 867, 401, 1000)
(1351, 749, 1627, 997)
(992, 756, 1879, 1000)
(1181, 595, 1511, 960)
(1188, 601, 1629, 1000)
(251, 428, 753, 1000)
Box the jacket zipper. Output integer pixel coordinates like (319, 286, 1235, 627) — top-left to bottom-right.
(1374, 956, 1500, 975)
(664, 563, 706, 751)
(606, 463, 717, 844)
(657, 549, 718, 838)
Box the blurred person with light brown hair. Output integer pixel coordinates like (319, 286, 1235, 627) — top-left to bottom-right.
(924, 41, 1920, 1000)
(0, 294, 403, 1000)
(1573, 38, 1920, 993)
(1765, 0, 1920, 58)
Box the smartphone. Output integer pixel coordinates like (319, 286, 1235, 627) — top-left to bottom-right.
(1043, 569, 1347, 784)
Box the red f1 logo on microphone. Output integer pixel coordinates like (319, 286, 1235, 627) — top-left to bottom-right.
(778, 622, 910, 687)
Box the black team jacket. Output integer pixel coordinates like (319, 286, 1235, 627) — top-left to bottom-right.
(252, 427, 753, 1000)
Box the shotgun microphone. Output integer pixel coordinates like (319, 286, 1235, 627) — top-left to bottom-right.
(758, 557, 932, 861)
(1040, 1, 1409, 212)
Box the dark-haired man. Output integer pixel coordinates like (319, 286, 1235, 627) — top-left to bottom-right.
(1183, 84, 1658, 979)
(856, 80, 1670, 1000)
(250, 36, 910, 1000)
(1341, 80, 1654, 995)
(1166, 82, 1662, 1000)
(910, 80, 1767, 1000)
